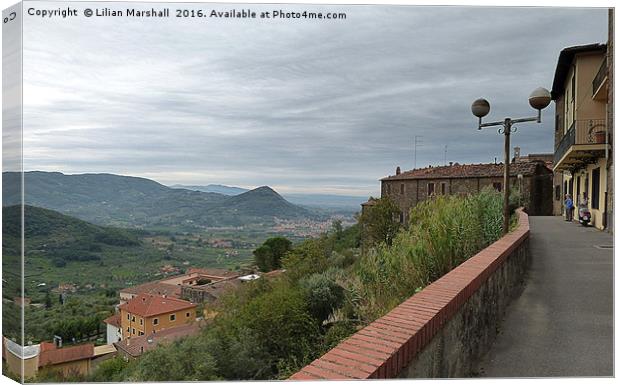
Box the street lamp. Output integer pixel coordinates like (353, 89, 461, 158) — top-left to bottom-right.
(471, 87, 551, 234)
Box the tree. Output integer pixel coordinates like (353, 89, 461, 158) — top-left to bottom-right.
(132, 338, 220, 381)
(331, 220, 343, 240)
(253, 237, 292, 272)
(44, 291, 52, 309)
(358, 197, 402, 249)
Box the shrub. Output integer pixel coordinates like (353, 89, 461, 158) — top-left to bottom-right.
(253, 237, 292, 272)
(352, 188, 504, 321)
(299, 271, 345, 323)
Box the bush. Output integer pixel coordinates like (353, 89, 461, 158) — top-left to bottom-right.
(353, 188, 504, 321)
(253, 237, 292, 272)
(299, 271, 345, 323)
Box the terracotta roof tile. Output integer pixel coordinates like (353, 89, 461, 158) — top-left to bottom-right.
(186, 268, 240, 278)
(120, 281, 182, 298)
(39, 344, 94, 367)
(200, 280, 241, 300)
(381, 160, 550, 181)
(103, 313, 121, 328)
(119, 294, 196, 317)
(114, 322, 202, 357)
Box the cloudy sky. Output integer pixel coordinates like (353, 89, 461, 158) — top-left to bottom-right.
(19, 3, 607, 195)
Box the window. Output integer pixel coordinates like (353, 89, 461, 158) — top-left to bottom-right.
(139, 319, 143, 326)
(576, 176, 581, 203)
(555, 185, 561, 201)
(441, 183, 446, 195)
(132, 328, 135, 335)
(592, 168, 600, 209)
(170, 314, 176, 322)
(493, 182, 502, 192)
(127, 327, 130, 333)
(139, 331, 144, 336)
(400, 184, 405, 195)
(127, 314, 130, 320)
(153, 318, 159, 325)
(386, 184, 391, 194)
(571, 75, 575, 102)
(186, 312, 191, 318)
(399, 212, 404, 224)
(555, 114, 560, 132)
(131, 316, 135, 322)
(427, 183, 435, 196)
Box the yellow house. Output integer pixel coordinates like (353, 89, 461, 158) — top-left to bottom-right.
(552, 43, 611, 229)
(118, 293, 196, 340)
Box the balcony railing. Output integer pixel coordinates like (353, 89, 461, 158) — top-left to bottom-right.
(593, 57, 608, 96)
(554, 119, 607, 165)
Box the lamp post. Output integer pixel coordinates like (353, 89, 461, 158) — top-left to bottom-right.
(471, 87, 551, 234)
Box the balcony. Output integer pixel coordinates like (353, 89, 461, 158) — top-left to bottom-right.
(592, 57, 608, 101)
(554, 119, 609, 172)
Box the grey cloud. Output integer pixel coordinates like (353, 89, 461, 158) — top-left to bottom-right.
(20, 3, 607, 195)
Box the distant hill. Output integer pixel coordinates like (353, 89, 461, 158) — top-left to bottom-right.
(2, 172, 313, 229)
(170, 183, 366, 210)
(211, 186, 310, 220)
(171, 184, 249, 196)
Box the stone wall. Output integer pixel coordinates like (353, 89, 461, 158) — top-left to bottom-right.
(382, 173, 550, 225)
(289, 209, 530, 380)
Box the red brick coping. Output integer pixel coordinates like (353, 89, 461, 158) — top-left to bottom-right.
(289, 209, 530, 380)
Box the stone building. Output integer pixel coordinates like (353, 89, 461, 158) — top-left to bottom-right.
(551, 37, 612, 230)
(367, 157, 553, 226)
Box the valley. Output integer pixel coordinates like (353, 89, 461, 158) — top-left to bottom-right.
(1, 172, 360, 346)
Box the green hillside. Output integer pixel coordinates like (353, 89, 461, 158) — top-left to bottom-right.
(3, 205, 140, 265)
(2, 172, 314, 229)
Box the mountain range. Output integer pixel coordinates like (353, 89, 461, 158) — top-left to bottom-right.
(2, 172, 312, 229)
(171, 184, 368, 209)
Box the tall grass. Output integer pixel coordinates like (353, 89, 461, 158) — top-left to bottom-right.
(351, 188, 504, 322)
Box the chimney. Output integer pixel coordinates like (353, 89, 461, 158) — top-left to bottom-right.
(396, 166, 401, 175)
(514, 146, 521, 161)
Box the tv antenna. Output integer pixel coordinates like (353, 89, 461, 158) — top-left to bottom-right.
(414, 136, 424, 169)
(444, 145, 448, 166)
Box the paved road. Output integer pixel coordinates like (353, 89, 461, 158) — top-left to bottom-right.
(478, 216, 613, 377)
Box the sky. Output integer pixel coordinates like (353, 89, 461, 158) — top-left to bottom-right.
(16, 3, 608, 196)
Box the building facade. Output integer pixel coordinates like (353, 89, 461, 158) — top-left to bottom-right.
(372, 158, 553, 225)
(103, 314, 122, 345)
(118, 294, 196, 340)
(2, 338, 97, 380)
(551, 41, 612, 230)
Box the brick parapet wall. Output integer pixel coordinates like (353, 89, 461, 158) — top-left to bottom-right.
(289, 209, 530, 380)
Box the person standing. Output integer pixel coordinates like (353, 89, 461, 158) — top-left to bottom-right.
(565, 194, 574, 222)
(578, 192, 589, 220)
